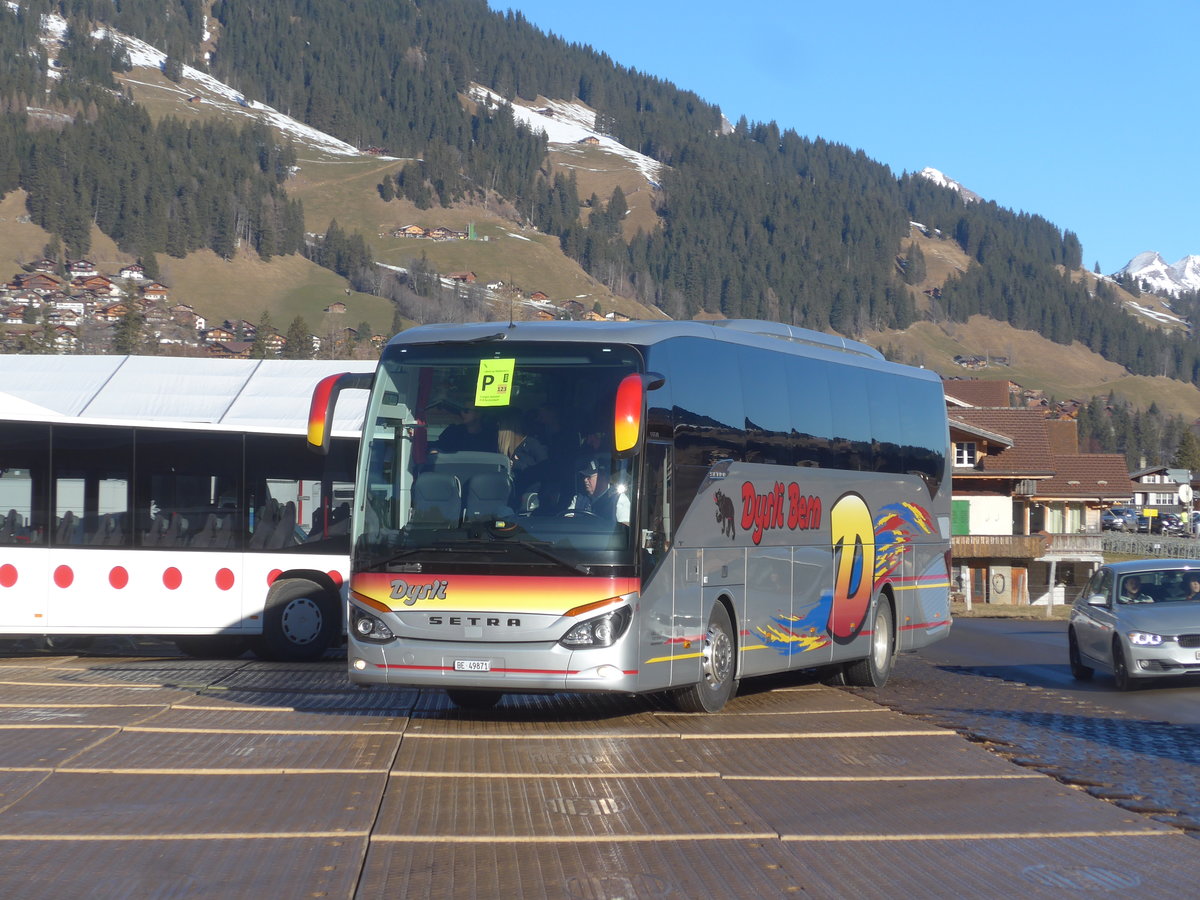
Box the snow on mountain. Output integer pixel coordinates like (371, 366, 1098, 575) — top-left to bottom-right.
(470, 86, 663, 186)
(916, 167, 981, 203)
(1117, 251, 1200, 297)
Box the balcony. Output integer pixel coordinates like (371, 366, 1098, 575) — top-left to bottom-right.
(951, 532, 1105, 561)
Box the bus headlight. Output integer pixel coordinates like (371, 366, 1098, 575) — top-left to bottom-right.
(350, 607, 395, 643)
(560, 606, 632, 648)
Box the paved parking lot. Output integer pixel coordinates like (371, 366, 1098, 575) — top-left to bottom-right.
(1, 645, 1199, 898)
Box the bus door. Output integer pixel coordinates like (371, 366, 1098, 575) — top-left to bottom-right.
(637, 441, 682, 692)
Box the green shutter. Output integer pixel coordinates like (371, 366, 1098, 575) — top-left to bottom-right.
(951, 499, 970, 535)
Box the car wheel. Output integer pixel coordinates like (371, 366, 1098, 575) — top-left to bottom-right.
(1112, 640, 1135, 691)
(1068, 629, 1093, 681)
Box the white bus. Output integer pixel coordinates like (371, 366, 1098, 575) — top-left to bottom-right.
(0, 356, 371, 660)
(310, 320, 952, 710)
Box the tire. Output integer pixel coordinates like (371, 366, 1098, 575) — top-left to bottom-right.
(174, 635, 249, 659)
(255, 578, 339, 662)
(1068, 629, 1093, 681)
(446, 689, 503, 710)
(841, 599, 895, 687)
(1112, 640, 1135, 691)
(673, 602, 738, 713)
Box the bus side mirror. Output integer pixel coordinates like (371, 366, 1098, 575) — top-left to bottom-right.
(613, 372, 664, 458)
(307, 372, 373, 455)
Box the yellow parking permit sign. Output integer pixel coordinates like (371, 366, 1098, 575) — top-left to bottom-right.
(475, 358, 515, 407)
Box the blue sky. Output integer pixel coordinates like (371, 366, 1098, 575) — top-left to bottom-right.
(488, 1, 1198, 274)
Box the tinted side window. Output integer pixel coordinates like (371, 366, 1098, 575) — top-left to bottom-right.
(787, 356, 835, 468)
(246, 434, 357, 554)
(136, 430, 243, 550)
(666, 337, 744, 467)
(830, 367, 872, 471)
(738, 345, 793, 466)
(899, 375, 948, 493)
(0, 422, 50, 545)
(51, 425, 133, 547)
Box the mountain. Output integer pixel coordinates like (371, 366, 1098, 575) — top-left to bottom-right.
(916, 167, 982, 204)
(1116, 251, 1200, 297)
(5, 0, 1200, 446)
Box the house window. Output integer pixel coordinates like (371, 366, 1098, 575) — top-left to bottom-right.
(954, 442, 977, 467)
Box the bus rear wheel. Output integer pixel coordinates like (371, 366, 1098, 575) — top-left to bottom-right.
(174, 635, 249, 659)
(254, 578, 339, 662)
(841, 599, 895, 687)
(673, 602, 738, 713)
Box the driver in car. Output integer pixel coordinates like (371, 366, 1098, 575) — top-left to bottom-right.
(1119, 575, 1153, 604)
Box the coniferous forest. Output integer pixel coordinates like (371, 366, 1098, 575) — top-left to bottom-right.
(4, 0, 1200, 396)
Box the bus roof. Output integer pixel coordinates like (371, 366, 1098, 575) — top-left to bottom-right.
(383, 319, 937, 383)
(0, 355, 375, 435)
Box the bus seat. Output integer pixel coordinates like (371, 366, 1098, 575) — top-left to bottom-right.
(464, 472, 514, 523)
(266, 501, 297, 549)
(410, 472, 462, 528)
(55, 511, 80, 545)
(0, 509, 17, 543)
(189, 513, 220, 548)
(161, 512, 188, 547)
(248, 499, 280, 550)
(143, 514, 170, 547)
(89, 513, 121, 545)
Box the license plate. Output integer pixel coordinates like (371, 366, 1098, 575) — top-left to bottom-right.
(454, 659, 491, 672)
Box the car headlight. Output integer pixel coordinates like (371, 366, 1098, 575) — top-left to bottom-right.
(560, 606, 632, 648)
(1127, 630, 1165, 646)
(350, 606, 396, 643)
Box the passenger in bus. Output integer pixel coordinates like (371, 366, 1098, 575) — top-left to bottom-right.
(433, 402, 497, 454)
(565, 457, 630, 524)
(497, 412, 548, 497)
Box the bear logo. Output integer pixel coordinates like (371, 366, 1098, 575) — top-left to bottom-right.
(714, 490, 736, 539)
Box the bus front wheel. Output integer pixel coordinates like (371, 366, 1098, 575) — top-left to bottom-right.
(673, 602, 738, 713)
(841, 599, 895, 687)
(255, 578, 339, 662)
(446, 689, 503, 710)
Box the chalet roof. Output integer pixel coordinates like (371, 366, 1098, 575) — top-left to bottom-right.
(1045, 418, 1079, 455)
(947, 416, 1013, 448)
(942, 378, 1010, 408)
(0, 355, 374, 435)
(1035, 454, 1135, 502)
(951, 407, 1055, 476)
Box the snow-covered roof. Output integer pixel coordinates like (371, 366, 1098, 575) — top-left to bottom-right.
(0, 355, 375, 435)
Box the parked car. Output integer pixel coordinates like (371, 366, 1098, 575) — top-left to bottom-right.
(1069, 559, 1200, 690)
(1103, 507, 1137, 531)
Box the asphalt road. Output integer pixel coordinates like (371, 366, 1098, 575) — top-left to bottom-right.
(851, 617, 1200, 836)
(913, 617, 1200, 725)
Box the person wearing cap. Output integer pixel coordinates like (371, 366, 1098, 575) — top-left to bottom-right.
(565, 456, 629, 524)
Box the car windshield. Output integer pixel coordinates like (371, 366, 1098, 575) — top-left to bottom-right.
(1117, 570, 1200, 604)
(353, 340, 643, 573)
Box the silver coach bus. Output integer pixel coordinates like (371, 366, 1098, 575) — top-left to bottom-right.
(309, 319, 952, 712)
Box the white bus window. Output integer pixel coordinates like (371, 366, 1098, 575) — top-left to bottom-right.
(51, 426, 133, 547)
(136, 431, 242, 550)
(0, 423, 48, 545)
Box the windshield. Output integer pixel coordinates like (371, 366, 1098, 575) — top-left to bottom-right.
(354, 340, 643, 573)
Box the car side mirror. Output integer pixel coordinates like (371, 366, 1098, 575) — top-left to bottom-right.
(1087, 593, 1108, 607)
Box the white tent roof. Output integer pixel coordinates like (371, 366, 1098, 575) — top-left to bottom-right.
(0, 355, 374, 434)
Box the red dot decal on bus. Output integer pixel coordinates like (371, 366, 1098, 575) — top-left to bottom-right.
(109, 567, 128, 589)
(215, 568, 235, 591)
(163, 567, 182, 590)
(54, 565, 74, 588)
(267, 569, 282, 586)
(327, 570, 343, 586)
(0, 564, 16, 588)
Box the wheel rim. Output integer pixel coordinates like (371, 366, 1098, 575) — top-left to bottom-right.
(280, 596, 323, 645)
(1113, 645, 1128, 687)
(870, 609, 890, 670)
(702, 622, 734, 690)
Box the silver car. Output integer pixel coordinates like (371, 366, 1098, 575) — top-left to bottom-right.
(1069, 559, 1200, 690)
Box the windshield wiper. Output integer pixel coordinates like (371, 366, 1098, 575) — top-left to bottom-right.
(505, 538, 591, 575)
(373, 543, 504, 570)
